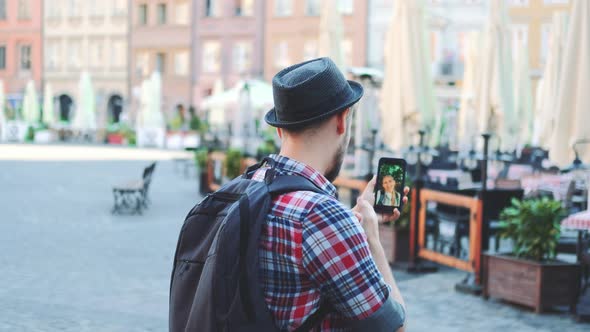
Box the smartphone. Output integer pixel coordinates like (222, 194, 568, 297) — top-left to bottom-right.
(374, 157, 407, 214)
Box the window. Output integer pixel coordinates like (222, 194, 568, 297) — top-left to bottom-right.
(89, 1, 105, 18)
(20, 45, 32, 70)
(338, 0, 353, 15)
(46, 41, 61, 70)
(342, 39, 352, 67)
(205, 0, 221, 17)
(18, 0, 31, 19)
(157, 3, 167, 24)
(275, 0, 292, 17)
(508, 0, 529, 6)
(174, 51, 189, 76)
(68, 40, 82, 69)
(273, 40, 290, 68)
(233, 41, 252, 73)
(139, 4, 148, 25)
(136, 52, 149, 77)
(112, 0, 127, 16)
(110, 40, 125, 68)
(68, 0, 81, 17)
(202, 41, 221, 73)
(0, 0, 6, 20)
(175, 1, 190, 24)
(544, 0, 568, 4)
(0, 46, 6, 69)
(235, 0, 254, 16)
(90, 40, 103, 68)
(303, 39, 318, 61)
(305, 0, 320, 16)
(46, 2, 60, 18)
(464, 0, 483, 4)
(156, 52, 166, 73)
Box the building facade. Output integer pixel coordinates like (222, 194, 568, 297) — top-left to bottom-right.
(44, 0, 128, 126)
(130, 0, 194, 121)
(507, 0, 570, 72)
(193, 0, 265, 105)
(0, 0, 43, 111)
(263, 0, 368, 81)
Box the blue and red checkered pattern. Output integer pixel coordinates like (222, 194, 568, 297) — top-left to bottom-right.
(253, 154, 390, 331)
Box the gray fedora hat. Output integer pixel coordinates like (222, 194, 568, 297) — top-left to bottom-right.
(265, 57, 364, 129)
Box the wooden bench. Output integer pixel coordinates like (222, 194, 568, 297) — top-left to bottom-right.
(112, 162, 156, 215)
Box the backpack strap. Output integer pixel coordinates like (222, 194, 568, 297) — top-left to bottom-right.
(267, 174, 324, 195)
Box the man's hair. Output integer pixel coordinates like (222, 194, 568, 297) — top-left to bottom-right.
(282, 104, 357, 136)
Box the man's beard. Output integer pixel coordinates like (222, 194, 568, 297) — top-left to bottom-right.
(325, 137, 348, 182)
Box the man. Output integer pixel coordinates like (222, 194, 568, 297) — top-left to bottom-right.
(253, 57, 407, 331)
(376, 175, 402, 206)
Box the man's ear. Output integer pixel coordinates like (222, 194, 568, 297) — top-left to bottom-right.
(276, 127, 283, 139)
(336, 108, 350, 135)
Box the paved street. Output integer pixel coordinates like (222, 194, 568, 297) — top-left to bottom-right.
(0, 144, 587, 331)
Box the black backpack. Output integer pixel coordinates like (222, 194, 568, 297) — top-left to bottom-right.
(169, 158, 332, 332)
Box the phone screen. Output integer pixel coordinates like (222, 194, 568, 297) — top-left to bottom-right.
(374, 157, 407, 213)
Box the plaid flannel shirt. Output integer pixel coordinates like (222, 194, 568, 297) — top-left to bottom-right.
(253, 154, 391, 332)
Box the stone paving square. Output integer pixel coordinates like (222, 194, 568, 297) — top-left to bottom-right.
(0, 145, 587, 331)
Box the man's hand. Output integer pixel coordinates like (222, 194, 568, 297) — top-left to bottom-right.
(353, 176, 410, 223)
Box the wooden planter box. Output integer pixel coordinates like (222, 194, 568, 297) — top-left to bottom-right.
(483, 253, 581, 313)
(379, 225, 410, 265)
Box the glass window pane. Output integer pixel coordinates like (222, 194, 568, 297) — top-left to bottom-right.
(139, 4, 148, 25)
(0, 46, 6, 69)
(175, 1, 189, 24)
(0, 0, 6, 19)
(157, 3, 167, 24)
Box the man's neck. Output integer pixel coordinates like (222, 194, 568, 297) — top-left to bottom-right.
(278, 147, 329, 176)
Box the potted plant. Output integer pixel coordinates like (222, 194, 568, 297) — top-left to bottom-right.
(379, 177, 412, 265)
(483, 198, 580, 313)
(195, 148, 210, 195)
(225, 148, 243, 180)
(106, 123, 125, 145)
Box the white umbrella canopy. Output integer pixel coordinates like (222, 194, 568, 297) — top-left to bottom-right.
(476, 0, 514, 150)
(137, 72, 165, 128)
(549, 0, 590, 166)
(200, 79, 273, 115)
(380, 0, 436, 151)
(512, 40, 534, 145)
(457, 31, 481, 150)
(43, 83, 57, 126)
(71, 72, 97, 131)
(208, 78, 225, 128)
(318, 0, 345, 71)
(532, 12, 568, 148)
(22, 80, 40, 125)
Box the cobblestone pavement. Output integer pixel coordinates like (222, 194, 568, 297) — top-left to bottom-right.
(0, 145, 587, 331)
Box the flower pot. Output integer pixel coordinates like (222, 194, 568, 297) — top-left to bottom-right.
(379, 225, 410, 265)
(483, 253, 580, 313)
(107, 133, 125, 145)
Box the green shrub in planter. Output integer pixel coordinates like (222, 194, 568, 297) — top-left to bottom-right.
(194, 148, 208, 170)
(498, 197, 564, 261)
(225, 148, 243, 179)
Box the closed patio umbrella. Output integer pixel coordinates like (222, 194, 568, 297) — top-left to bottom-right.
(43, 83, 57, 127)
(208, 79, 225, 128)
(533, 12, 568, 147)
(549, 0, 590, 166)
(512, 40, 533, 145)
(380, 0, 436, 151)
(71, 72, 97, 131)
(22, 80, 40, 126)
(457, 31, 481, 150)
(476, 0, 514, 150)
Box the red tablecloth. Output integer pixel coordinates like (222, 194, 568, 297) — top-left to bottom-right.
(561, 210, 590, 231)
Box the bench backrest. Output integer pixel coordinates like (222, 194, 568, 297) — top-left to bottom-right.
(142, 162, 156, 191)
